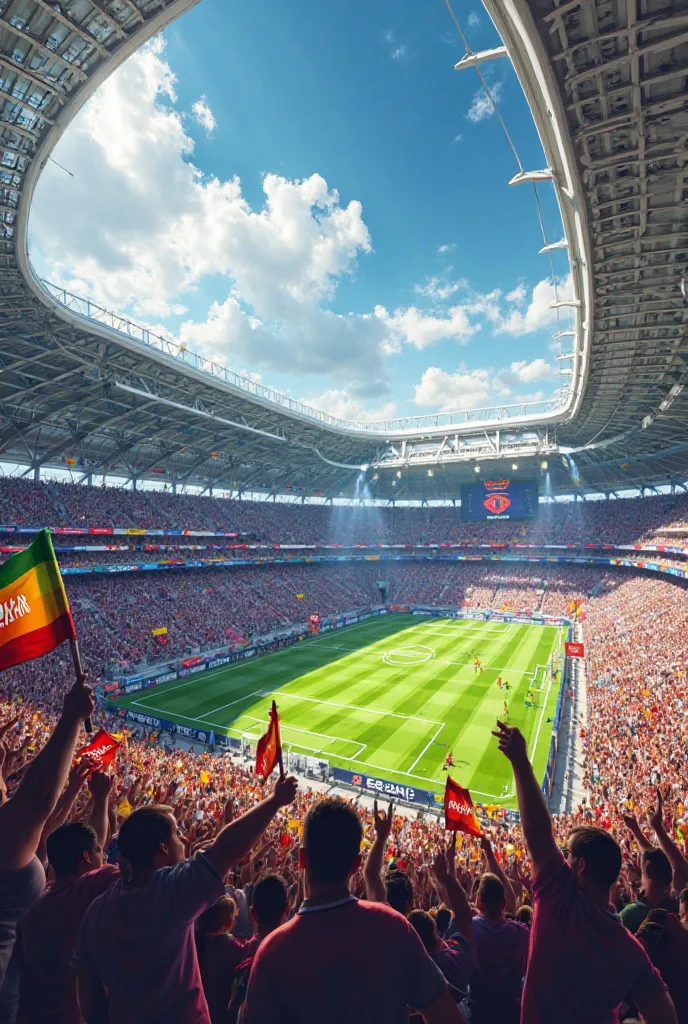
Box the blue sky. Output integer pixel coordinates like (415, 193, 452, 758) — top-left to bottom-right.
(29, 0, 573, 422)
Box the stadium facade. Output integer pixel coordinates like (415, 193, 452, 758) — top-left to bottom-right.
(0, 0, 686, 501)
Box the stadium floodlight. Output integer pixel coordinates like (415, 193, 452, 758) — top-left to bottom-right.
(512, 462, 518, 471)
(428, 469, 434, 477)
(474, 465, 480, 473)
(541, 459, 548, 470)
(396, 470, 402, 478)
(360, 463, 370, 472)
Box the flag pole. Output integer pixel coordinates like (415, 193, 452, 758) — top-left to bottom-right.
(69, 637, 92, 734)
(275, 701, 285, 779)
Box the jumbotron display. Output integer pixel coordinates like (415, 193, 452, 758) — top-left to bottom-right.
(461, 478, 539, 520)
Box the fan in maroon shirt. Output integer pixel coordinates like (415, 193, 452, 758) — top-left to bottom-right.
(492, 720, 677, 1024)
(18, 821, 118, 1024)
(241, 797, 465, 1024)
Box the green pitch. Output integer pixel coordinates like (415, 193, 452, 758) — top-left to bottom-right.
(113, 615, 564, 808)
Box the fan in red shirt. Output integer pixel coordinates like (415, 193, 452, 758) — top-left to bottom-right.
(491, 720, 676, 1024)
(241, 797, 465, 1024)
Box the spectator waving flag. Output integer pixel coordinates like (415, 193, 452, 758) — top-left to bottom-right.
(444, 776, 482, 836)
(76, 729, 120, 771)
(0, 528, 76, 672)
(255, 699, 283, 779)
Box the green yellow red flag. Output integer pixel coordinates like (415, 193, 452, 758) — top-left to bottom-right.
(0, 529, 76, 672)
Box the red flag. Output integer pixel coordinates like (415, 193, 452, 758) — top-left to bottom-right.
(76, 729, 120, 771)
(565, 641, 585, 658)
(255, 700, 282, 780)
(444, 777, 482, 836)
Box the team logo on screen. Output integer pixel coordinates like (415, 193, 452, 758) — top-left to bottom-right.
(484, 479, 510, 491)
(483, 493, 511, 515)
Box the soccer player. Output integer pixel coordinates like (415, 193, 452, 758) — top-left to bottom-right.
(526, 690, 535, 706)
(496, 676, 503, 689)
(474, 657, 482, 673)
(442, 750, 454, 772)
(504, 680, 511, 693)
(503, 701, 509, 720)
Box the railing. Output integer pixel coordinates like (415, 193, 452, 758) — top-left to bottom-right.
(41, 279, 568, 434)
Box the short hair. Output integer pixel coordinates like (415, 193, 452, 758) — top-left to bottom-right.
(386, 870, 414, 916)
(117, 805, 175, 870)
(679, 888, 688, 907)
(477, 873, 506, 914)
(642, 848, 673, 887)
(568, 826, 622, 888)
(46, 822, 97, 877)
(197, 895, 237, 936)
(408, 909, 438, 953)
(515, 905, 533, 927)
(251, 874, 288, 930)
(302, 798, 362, 884)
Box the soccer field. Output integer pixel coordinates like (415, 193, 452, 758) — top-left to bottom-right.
(114, 615, 564, 807)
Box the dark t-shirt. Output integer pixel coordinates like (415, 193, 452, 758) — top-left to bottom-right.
(465, 914, 529, 1020)
(0, 858, 45, 989)
(523, 858, 668, 1023)
(18, 865, 119, 1024)
(620, 895, 678, 935)
(241, 897, 447, 1024)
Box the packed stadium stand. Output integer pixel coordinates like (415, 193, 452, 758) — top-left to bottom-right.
(1, 0, 688, 1020)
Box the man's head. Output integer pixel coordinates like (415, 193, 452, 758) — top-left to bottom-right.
(385, 870, 414, 917)
(46, 822, 102, 878)
(641, 848, 673, 894)
(477, 873, 506, 920)
(117, 805, 185, 874)
(197, 895, 237, 936)
(408, 910, 439, 954)
(299, 798, 362, 888)
(567, 826, 622, 896)
(250, 873, 289, 935)
(435, 906, 451, 937)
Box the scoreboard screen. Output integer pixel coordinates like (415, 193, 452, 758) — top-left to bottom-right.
(461, 479, 539, 521)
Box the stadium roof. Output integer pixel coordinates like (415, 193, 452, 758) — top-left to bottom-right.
(0, 0, 686, 501)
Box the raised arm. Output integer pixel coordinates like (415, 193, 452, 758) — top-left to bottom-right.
(622, 812, 654, 853)
(363, 800, 394, 903)
(481, 836, 517, 916)
(0, 679, 94, 872)
(204, 775, 297, 878)
(648, 789, 688, 892)
(88, 772, 113, 853)
(432, 839, 473, 945)
(492, 721, 562, 879)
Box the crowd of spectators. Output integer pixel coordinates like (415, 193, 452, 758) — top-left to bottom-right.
(2, 476, 688, 547)
(0, 498, 688, 1019)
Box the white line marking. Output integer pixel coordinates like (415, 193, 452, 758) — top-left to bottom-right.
(408, 723, 445, 773)
(257, 690, 443, 725)
(189, 690, 266, 722)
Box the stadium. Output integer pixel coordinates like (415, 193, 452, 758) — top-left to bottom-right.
(0, 0, 687, 1021)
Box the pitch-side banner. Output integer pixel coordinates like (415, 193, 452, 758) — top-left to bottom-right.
(565, 641, 585, 658)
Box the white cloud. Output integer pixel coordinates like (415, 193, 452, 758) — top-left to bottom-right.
(498, 273, 573, 335)
(384, 29, 407, 60)
(191, 95, 216, 135)
(506, 283, 527, 305)
(414, 275, 467, 301)
(466, 81, 503, 123)
(414, 366, 492, 411)
(498, 358, 554, 390)
(437, 243, 455, 255)
(297, 389, 398, 423)
(467, 11, 481, 27)
(453, 134, 463, 144)
(376, 304, 479, 351)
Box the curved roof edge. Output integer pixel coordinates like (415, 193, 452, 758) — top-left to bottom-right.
(12, 0, 586, 443)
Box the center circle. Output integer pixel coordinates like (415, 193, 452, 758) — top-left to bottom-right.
(382, 644, 435, 666)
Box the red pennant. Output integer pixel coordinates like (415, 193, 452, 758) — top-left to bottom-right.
(444, 777, 482, 837)
(76, 729, 120, 772)
(255, 700, 282, 780)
